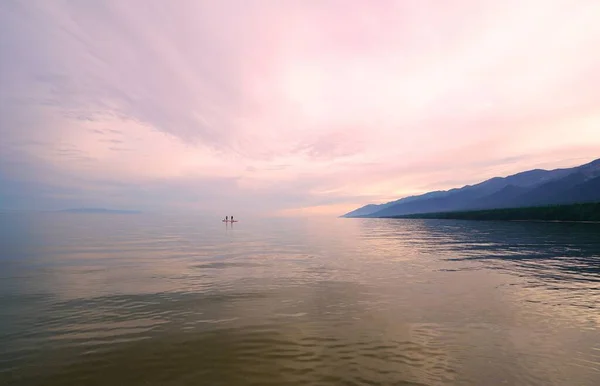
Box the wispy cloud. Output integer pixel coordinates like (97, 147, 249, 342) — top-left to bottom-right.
(1, 0, 599, 215)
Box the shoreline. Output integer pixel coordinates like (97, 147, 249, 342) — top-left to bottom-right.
(350, 202, 600, 223)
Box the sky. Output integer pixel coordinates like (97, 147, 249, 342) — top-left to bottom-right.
(1, 0, 599, 217)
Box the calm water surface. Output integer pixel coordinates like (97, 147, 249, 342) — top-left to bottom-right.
(0, 213, 599, 385)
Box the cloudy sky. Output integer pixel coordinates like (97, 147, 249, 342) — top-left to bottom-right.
(1, 0, 599, 216)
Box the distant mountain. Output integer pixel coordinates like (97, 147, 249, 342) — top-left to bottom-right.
(343, 203, 391, 218)
(343, 158, 600, 218)
(343, 190, 450, 217)
(59, 208, 141, 214)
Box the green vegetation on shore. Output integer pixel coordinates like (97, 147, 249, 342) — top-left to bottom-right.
(382, 202, 600, 222)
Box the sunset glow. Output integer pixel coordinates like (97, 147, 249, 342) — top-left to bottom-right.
(1, 0, 599, 216)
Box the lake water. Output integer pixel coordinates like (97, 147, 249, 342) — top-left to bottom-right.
(0, 213, 599, 386)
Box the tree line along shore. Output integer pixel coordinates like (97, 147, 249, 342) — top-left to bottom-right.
(377, 202, 600, 222)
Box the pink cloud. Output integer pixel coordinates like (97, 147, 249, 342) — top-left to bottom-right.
(1, 0, 600, 215)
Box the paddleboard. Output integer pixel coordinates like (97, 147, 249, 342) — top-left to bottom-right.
(222, 220, 239, 222)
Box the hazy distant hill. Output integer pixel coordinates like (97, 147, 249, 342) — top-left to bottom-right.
(343, 158, 600, 218)
(59, 208, 141, 214)
(342, 190, 451, 217)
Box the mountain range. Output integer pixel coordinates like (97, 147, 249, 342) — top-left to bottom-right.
(343, 158, 600, 218)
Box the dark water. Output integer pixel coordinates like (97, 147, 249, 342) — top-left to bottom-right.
(1, 213, 599, 386)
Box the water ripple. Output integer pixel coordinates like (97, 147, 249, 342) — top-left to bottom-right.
(1, 214, 599, 385)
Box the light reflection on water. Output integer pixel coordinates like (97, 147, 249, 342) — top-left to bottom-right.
(0, 213, 599, 385)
